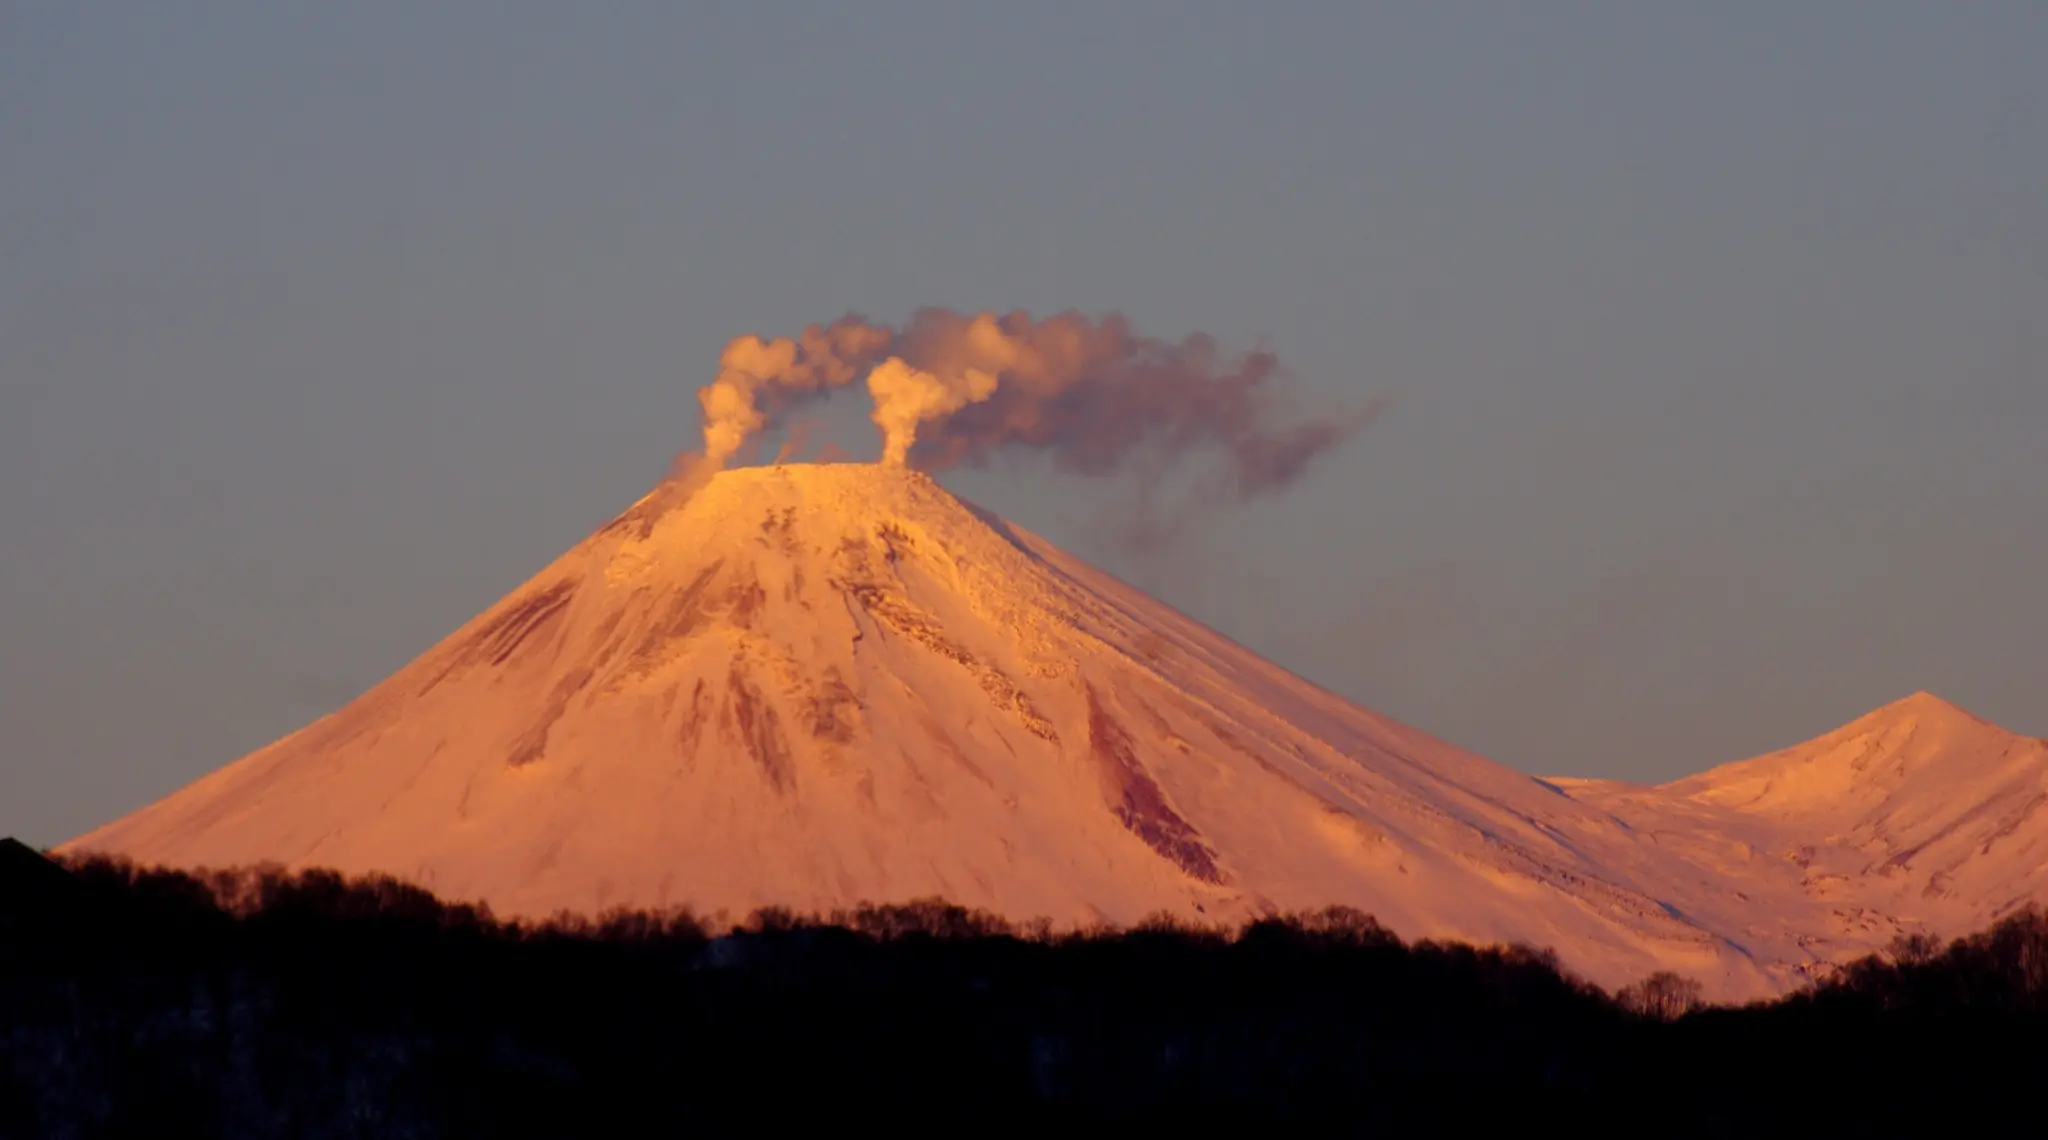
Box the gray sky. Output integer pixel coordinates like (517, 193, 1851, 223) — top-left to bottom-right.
(4, 3, 2043, 846)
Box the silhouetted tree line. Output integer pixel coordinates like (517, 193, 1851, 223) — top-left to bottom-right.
(3, 840, 2045, 1136)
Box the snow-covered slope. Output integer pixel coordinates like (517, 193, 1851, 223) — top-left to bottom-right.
(1554, 693, 2048, 974)
(59, 464, 2047, 1001)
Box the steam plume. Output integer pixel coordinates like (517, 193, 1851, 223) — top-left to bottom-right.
(866, 357, 1000, 467)
(694, 308, 1370, 502)
(696, 317, 893, 467)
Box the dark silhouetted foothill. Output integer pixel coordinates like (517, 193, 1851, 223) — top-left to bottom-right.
(2, 856, 2046, 1133)
(0, 838, 90, 945)
(0, 838, 79, 906)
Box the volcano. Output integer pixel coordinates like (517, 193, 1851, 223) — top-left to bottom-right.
(59, 463, 2048, 999)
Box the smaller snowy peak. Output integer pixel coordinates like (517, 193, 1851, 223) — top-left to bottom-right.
(1667, 692, 2033, 818)
(1551, 695, 2048, 969)
(1847, 691, 2004, 739)
(1653, 696, 2048, 912)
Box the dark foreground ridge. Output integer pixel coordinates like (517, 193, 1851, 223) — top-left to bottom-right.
(5, 844, 2047, 1135)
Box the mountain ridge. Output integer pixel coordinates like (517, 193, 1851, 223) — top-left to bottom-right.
(59, 463, 2048, 1000)
(1555, 688, 2048, 951)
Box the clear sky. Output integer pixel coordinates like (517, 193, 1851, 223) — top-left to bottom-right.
(3, 3, 2043, 846)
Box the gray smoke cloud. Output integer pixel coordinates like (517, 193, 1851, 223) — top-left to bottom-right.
(693, 307, 1377, 505)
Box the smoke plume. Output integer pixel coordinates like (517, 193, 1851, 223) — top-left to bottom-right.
(697, 317, 893, 467)
(866, 357, 1001, 467)
(693, 308, 1371, 502)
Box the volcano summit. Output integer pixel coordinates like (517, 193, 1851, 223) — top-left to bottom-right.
(62, 463, 2048, 1000)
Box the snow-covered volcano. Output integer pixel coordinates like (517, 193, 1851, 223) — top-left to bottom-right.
(60, 463, 2048, 1000)
(1556, 693, 2048, 951)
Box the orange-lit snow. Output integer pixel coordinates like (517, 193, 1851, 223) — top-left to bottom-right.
(63, 464, 2048, 1001)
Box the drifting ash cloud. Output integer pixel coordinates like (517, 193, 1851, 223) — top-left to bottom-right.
(693, 308, 1378, 507)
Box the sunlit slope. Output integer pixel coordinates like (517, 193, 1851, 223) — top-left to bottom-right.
(1557, 693, 2048, 979)
(71, 463, 2023, 1001)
